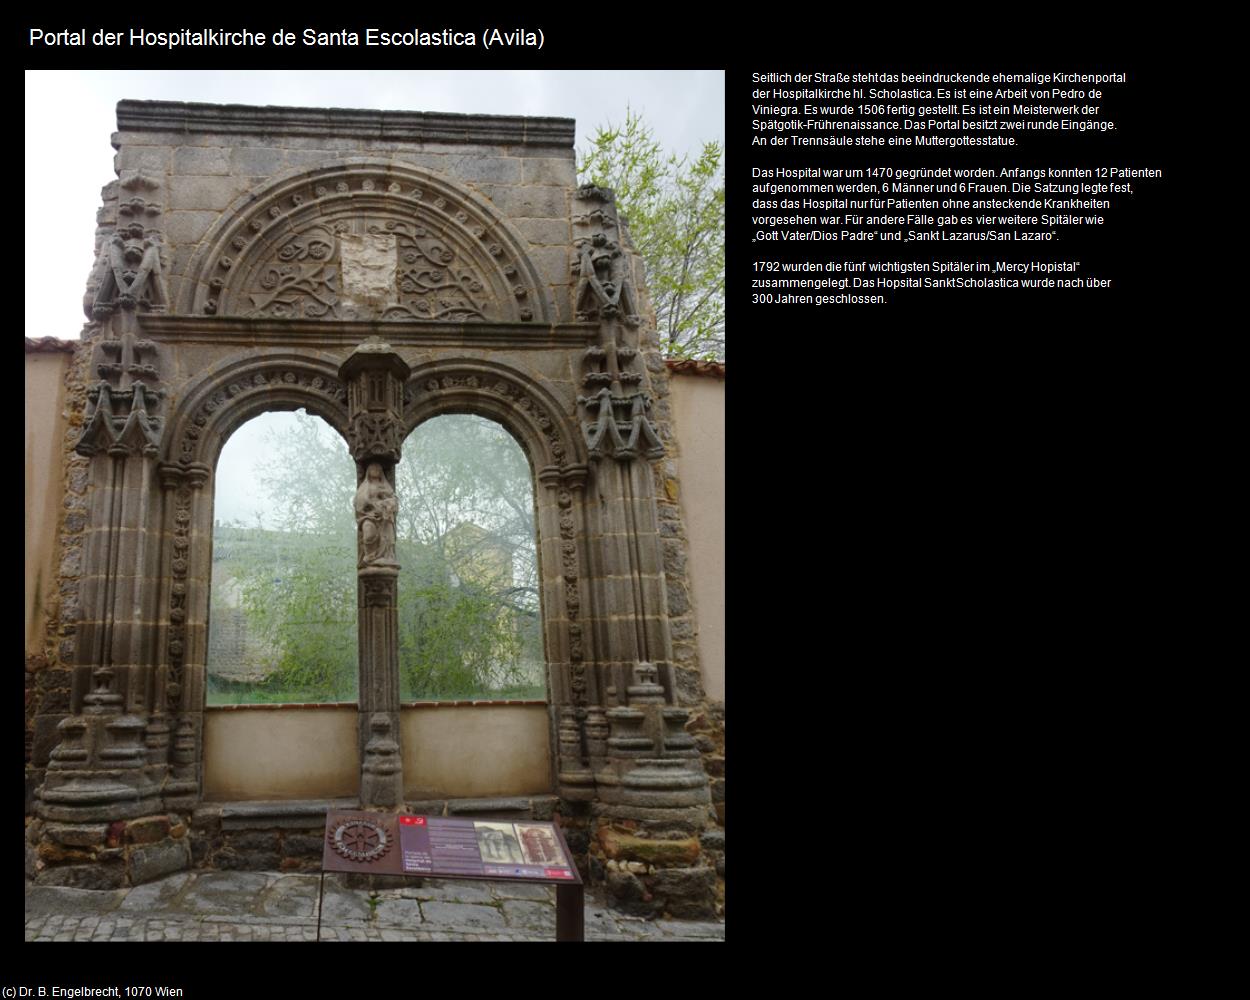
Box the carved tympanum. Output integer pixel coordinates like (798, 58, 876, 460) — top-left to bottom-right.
(192, 166, 544, 322)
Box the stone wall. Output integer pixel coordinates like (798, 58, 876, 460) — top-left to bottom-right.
(24, 339, 89, 813)
(108, 102, 577, 324)
(667, 362, 725, 705)
(666, 363, 726, 855)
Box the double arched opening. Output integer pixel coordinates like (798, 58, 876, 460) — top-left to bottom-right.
(175, 356, 584, 803)
(208, 409, 544, 706)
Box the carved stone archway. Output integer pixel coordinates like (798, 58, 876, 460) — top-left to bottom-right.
(34, 102, 714, 917)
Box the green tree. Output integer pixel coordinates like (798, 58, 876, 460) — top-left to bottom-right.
(579, 108, 725, 361)
(208, 410, 544, 704)
(209, 414, 358, 703)
(395, 416, 543, 700)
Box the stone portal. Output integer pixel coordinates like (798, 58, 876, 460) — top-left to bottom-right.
(28, 100, 719, 918)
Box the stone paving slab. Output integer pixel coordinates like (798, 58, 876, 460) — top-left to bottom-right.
(499, 898, 554, 932)
(418, 900, 510, 931)
(25, 870, 724, 942)
(178, 871, 274, 915)
(25, 885, 126, 917)
(116, 871, 194, 913)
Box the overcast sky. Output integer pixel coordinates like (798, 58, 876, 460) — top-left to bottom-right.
(24, 69, 725, 342)
(24, 70, 723, 524)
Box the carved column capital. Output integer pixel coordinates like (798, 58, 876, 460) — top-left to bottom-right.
(339, 338, 411, 465)
(538, 464, 589, 492)
(157, 461, 211, 491)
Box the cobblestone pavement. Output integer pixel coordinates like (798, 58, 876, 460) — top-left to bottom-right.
(25, 872, 724, 942)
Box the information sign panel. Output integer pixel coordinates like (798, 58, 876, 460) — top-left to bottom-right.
(322, 810, 580, 884)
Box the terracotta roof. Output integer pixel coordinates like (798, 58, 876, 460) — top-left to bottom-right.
(25, 337, 77, 354)
(665, 358, 725, 379)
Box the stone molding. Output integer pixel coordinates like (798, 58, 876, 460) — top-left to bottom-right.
(116, 100, 576, 147)
(163, 353, 351, 468)
(137, 315, 595, 349)
(402, 358, 588, 473)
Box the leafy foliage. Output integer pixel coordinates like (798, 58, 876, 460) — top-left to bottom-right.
(208, 411, 544, 704)
(578, 108, 725, 361)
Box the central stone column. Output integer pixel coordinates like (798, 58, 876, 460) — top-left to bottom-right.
(340, 338, 411, 810)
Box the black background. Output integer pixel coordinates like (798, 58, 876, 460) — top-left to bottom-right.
(22, 15, 1200, 975)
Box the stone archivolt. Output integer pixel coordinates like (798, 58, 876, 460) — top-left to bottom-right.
(402, 359, 581, 474)
(184, 162, 548, 324)
(168, 356, 349, 469)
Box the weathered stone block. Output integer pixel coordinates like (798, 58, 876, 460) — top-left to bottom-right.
(710, 778, 726, 803)
(230, 146, 287, 176)
(562, 828, 590, 855)
(669, 618, 695, 643)
(531, 796, 558, 821)
(191, 805, 222, 831)
(126, 815, 171, 845)
(598, 828, 700, 866)
(229, 831, 279, 851)
(116, 145, 171, 173)
(37, 690, 70, 714)
(674, 665, 704, 704)
(528, 246, 576, 287)
(521, 157, 577, 187)
(447, 154, 522, 184)
(67, 465, 89, 494)
(45, 823, 107, 848)
(35, 860, 126, 890)
(32, 714, 68, 767)
(515, 218, 571, 247)
(479, 184, 568, 220)
(278, 834, 323, 856)
(174, 145, 231, 175)
(163, 211, 221, 246)
(604, 870, 662, 917)
(38, 840, 95, 864)
(129, 838, 191, 885)
(662, 538, 688, 575)
(704, 756, 725, 778)
(168, 175, 241, 211)
(36, 668, 71, 691)
(699, 829, 724, 851)
(651, 866, 716, 918)
(404, 800, 447, 817)
(213, 847, 281, 871)
(189, 836, 214, 865)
